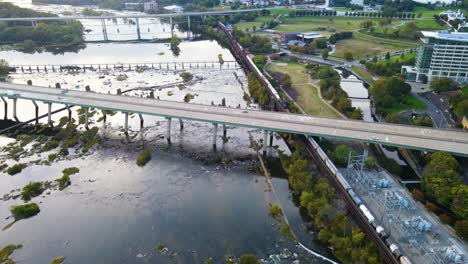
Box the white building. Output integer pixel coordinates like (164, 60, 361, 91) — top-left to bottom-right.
(440, 9, 465, 22)
(163, 5, 184, 13)
(401, 31, 468, 83)
(143, 1, 158, 12)
(411, 0, 456, 4)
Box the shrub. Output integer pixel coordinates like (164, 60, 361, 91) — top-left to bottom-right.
(48, 153, 57, 162)
(179, 72, 193, 82)
(62, 167, 79, 175)
(240, 254, 260, 264)
(0, 244, 23, 263)
(364, 156, 376, 169)
(333, 145, 356, 167)
(6, 163, 27, 175)
(268, 204, 283, 219)
(439, 214, 454, 225)
(56, 174, 71, 190)
(51, 257, 66, 264)
(137, 149, 151, 167)
(10, 203, 40, 220)
(21, 182, 45, 201)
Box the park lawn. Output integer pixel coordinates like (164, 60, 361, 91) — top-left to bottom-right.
(234, 16, 272, 32)
(333, 33, 417, 60)
(269, 7, 289, 15)
(267, 62, 341, 118)
(275, 16, 374, 34)
(413, 6, 457, 19)
(411, 18, 447, 30)
(351, 66, 376, 85)
(381, 95, 426, 113)
(333, 7, 353, 12)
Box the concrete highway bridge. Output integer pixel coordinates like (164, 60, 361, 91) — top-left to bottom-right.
(1, 82, 467, 157)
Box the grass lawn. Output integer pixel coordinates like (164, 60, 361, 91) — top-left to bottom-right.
(333, 32, 417, 60)
(413, 6, 459, 19)
(411, 18, 447, 30)
(267, 62, 341, 118)
(269, 7, 290, 15)
(351, 66, 376, 85)
(275, 16, 379, 34)
(381, 95, 426, 113)
(333, 7, 353, 12)
(234, 16, 272, 32)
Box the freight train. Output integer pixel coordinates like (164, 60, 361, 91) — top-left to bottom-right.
(219, 21, 412, 264)
(307, 136, 413, 264)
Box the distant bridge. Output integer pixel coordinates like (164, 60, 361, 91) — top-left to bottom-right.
(10, 61, 239, 73)
(1, 82, 467, 156)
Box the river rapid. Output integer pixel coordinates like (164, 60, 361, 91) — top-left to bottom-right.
(0, 1, 335, 263)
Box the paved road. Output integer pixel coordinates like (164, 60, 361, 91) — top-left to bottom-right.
(1, 82, 468, 156)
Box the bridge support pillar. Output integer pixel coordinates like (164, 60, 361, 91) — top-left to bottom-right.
(101, 18, 108, 41)
(136, 17, 141, 40)
(84, 107, 89, 130)
(212, 123, 218, 150)
(263, 130, 268, 157)
(269, 131, 274, 147)
(166, 117, 172, 144)
(222, 124, 227, 141)
(47, 102, 52, 127)
(169, 16, 174, 35)
(32, 100, 39, 125)
(138, 113, 144, 128)
(187, 16, 191, 39)
(13, 98, 19, 122)
(67, 105, 72, 122)
(1, 97, 7, 120)
(124, 112, 129, 135)
(179, 119, 184, 130)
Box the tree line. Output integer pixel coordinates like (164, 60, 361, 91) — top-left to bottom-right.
(279, 145, 380, 264)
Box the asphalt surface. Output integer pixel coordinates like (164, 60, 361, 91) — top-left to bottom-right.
(1, 82, 468, 155)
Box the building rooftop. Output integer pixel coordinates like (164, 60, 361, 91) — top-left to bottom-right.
(421, 31, 468, 43)
(296, 32, 324, 40)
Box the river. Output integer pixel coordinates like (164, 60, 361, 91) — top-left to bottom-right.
(0, 1, 334, 263)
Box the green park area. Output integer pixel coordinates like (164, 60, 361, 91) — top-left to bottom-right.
(382, 95, 426, 113)
(267, 62, 341, 118)
(234, 16, 273, 32)
(275, 16, 387, 34)
(333, 32, 418, 60)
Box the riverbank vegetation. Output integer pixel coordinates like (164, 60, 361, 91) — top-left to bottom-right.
(10, 202, 40, 220)
(136, 149, 151, 167)
(0, 244, 23, 263)
(0, 3, 84, 51)
(21, 182, 46, 201)
(278, 141, 380, 263)
(50, 257, 66, 264)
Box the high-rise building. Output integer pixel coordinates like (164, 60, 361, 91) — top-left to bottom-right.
(401, 31, 468, 83)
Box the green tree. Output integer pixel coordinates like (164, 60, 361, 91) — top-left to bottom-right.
(430, 77, 458, 93)
(360, 19, 374, 30)
(281, 74, 292, 89)
(10, 203, 40, 220)
(333, 145, 356, 166)
(344, 52, 354, 61)
(369, 76, 411, 112)
(384, 113, 405, 123)
(321, 48, 329, 60)
(450, 185, 468, 219)
(0, 59, 9, 77)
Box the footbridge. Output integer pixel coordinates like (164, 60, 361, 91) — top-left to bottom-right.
(1, 82, 467, 156)
(9, 61, 239, 73)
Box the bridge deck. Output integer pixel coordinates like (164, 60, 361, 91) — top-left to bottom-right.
(1, 82, 467, 156)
